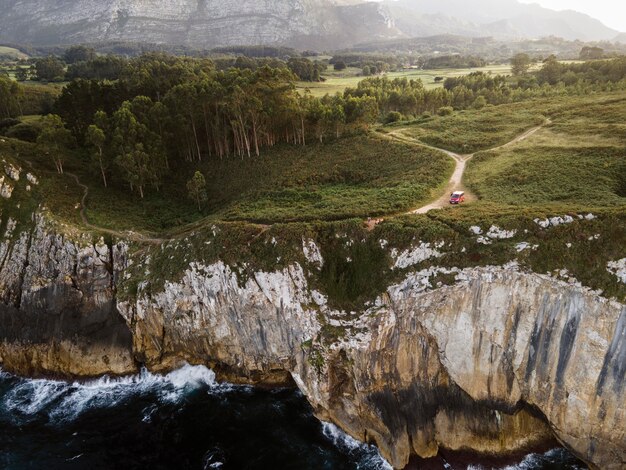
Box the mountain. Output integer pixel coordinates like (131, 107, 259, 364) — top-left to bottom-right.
(0, 0, 404, 50)
(0, 0, 621, 50)
(385, 0, 620, 42)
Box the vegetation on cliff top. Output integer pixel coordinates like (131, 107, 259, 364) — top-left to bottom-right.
(0, 51, 625, 307)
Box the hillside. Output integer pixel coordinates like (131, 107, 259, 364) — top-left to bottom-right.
(0, 0, 403, 50)
(386, 0, 620, 41)
(0, 0, 621, 50)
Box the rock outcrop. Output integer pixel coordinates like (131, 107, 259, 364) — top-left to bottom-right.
(115, 256, 624, 469)
(0, 215, 135, 377)
(0, 211, 624, 469)
(0, 0, 402, 50)
(0, 0, 619, 49)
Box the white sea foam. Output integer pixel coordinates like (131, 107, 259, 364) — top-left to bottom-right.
(1, 364, 220, 424)
(321, 422, 393, 470)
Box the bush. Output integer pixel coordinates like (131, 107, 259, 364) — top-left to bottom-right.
(472, 96, 487, 109)
(438, 106, 454, 116)
(334, 61, 347, 71)
(4, 123, 41, 142)
(0, 118, 20, 132)
(384, 111, 403, 124)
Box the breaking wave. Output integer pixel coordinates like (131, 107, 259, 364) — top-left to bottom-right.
(0, 365, 587, 469)
(322, 422, 393, 470)
(1, 364, 220, 426)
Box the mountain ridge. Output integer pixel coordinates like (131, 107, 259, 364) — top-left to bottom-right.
(0, 0, 621, 50)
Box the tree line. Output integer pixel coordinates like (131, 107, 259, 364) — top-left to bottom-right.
(21, 46, 329, 83)
(4, 53, 626, 203)
(48, 54, 378, 199)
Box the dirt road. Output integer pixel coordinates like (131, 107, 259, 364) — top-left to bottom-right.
(383, 120, 548, 216)
(30, 121, 549, 242)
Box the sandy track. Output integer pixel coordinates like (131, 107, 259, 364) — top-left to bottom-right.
(29, 121, 549, 241)
(383, 120, 548, 216)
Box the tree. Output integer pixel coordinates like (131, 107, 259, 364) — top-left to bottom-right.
(110, 101, 166, 196)
(334, 61, 347, 71)
(116, 143, 155, 199)
(85, 123, 108, 187)
(511, 53, 532, 76)
(186, 171, 207, 210)
(538, 56, 562, 85)
(580, 46, 604, 61)
(37, 114, 74, 174)
(15, 67, 30, 82)
(34, 56, 66, 81)
(362, 65, 372, 77)
(63, 45, 96, 64)
(0, 76, 22, 118)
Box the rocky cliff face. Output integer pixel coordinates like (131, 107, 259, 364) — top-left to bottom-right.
(0, 206, 624, 468)
(0, 214, 135, 377)
(0, 0, 618, 49)
(0, 0, 402, 50)
(115, 256, 624, 469)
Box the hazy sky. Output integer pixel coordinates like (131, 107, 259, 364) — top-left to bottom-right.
(518, 0, 626, 32)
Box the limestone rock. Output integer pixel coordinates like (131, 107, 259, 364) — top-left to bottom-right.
(0, 215, 135, 377)
(0, 208, 623, 469)
(121, 260, 625, 469)
(0, 176, 13, 199)
(0, 0, 403, 50)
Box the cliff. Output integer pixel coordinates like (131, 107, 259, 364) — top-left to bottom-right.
(0, 213, 135, 377)
(0, 0, 619, 50)
(0, 158, 624, 468)
(0, 206, 623, 468)
(114, 258, 624, 469)
(0, 0, 402, 50)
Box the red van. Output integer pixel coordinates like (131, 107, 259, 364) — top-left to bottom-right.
(450, 191, 465, 205)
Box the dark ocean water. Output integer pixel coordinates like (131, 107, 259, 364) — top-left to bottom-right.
(0, 365, 587, 470)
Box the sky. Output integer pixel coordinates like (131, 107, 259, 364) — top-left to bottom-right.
(518, 0, 626, 32)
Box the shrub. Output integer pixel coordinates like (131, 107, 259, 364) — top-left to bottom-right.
(472, 96, 487, 109)
(0, 118, 20, 132)
(4, 123, 41, 142)
(384, 111, 404, 124)
(438, 106, 454, 116)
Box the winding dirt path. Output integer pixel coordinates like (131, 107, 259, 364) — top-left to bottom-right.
(382, 120, 549, 216)
(65, 172, 167, 245)
(27, 120, 549, 242)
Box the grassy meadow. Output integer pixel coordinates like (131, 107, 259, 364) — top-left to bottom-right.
(297, 63, 539, 97)
(464, 94, 626, 209)
(5, 134, 453, 232)
(398, 102, 547, 154)
(0, 46, 28, 60)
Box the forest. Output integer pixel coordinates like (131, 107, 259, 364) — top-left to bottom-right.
(1, 52, 626, 201)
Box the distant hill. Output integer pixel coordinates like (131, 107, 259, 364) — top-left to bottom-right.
(385, 0, 620, 42)
(0, 0, 621, 50)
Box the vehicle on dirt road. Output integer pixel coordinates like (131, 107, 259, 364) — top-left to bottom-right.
(449, 191, 465, 205)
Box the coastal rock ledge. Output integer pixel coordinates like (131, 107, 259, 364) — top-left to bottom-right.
(0, 218, 624, 469)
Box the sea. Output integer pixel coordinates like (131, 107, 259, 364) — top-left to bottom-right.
(0, 365, 587, 470)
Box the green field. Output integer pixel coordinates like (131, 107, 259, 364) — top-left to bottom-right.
(465, 94, 626, 208)
(0, 46, 28, 60)
(398, 101, 547, 154)
(298, 63, 539, 97)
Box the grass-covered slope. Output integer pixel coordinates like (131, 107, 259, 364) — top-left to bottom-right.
(465, 95, 626, 208)
(213, 135, 453, 223)
(399, 101, 547, 154)
(2, 133, 453, 232)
